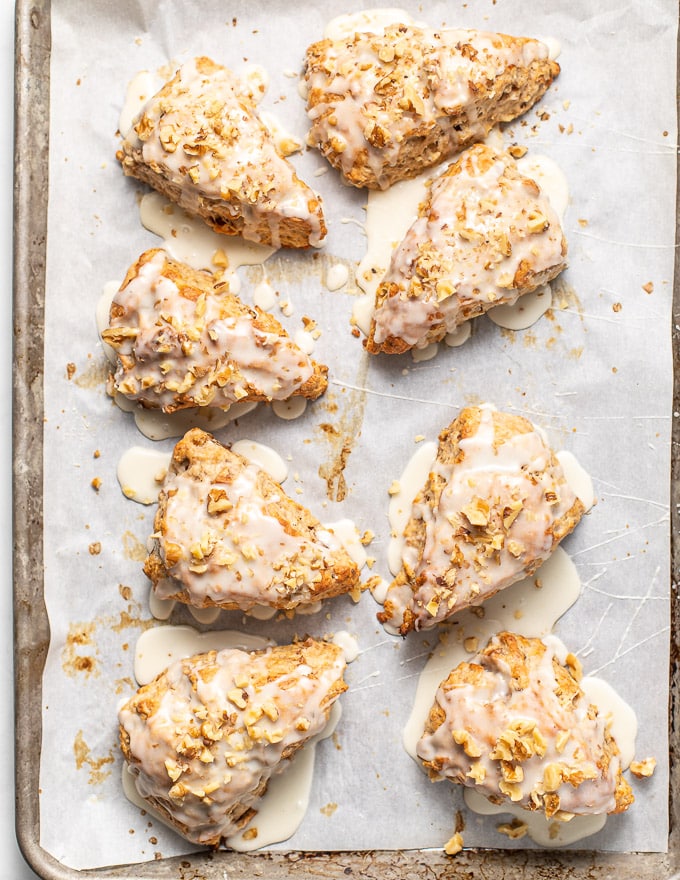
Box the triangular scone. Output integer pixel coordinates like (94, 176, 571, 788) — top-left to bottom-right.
(117, 56, 326, 249)
(304, 25, 559, 190)
(145, 428, 361, 611)
(417, 632, 634, 819)
(379, 406, 584, 634)
(102, 248, 327, 413)
(366, 145, 567, 354)
(119, 638, 346, 846)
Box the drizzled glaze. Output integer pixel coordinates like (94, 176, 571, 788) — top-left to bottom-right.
(381, 406, 583, 632)
(368, 145, 567, 352)
(119, 639, 346, 846)
(304, 25, 558, 190)
(147, 429, 358, 611)
(102, 249, 321, 413)
(417, 632, 632, 820)
(120, 57, 326, 248)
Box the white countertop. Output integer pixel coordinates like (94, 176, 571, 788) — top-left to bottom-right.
(4, 0, 44, 877)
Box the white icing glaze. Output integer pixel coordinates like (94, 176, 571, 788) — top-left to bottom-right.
(294, 329, 316, 355)
(124, 57, 325, 247)
(253, 279, 277, 311)
(227, 701, 342, 851)
(411, 342, 438, 363)
(417, 633, 626, 817)
(369, 577, 390, 605)
(258, 110, 304, 158)
(382, 406, 583, 631)
(150, 436, 351, 611)
(556, 450, 595, 510)
(444, 324, 472, 347)
(117, 447, 171, 505)
(133, 625, 272, 685)
(387, 440, 438, 575)
(305, 26, 555, 190)
(331, 630, 360, 663)
(230, 439, 288, 484)
(102, 249, 317, 412)
(119, 636, 345, 846)
(325, 263, 350, 291)
(119, 70, 164, 140)
(369, 146, 566, 350)
(239, 64, 269, 105)
(98, 282, 123, 363)
(322, 519, 368, 568)
(272, 397, 307, 420)
(487, 284, 552, 331)
(323, 9, 421, 41)
(516, 153, 569, 223)
(132, 401, 258, 442)
(351, 293, 377, 337)
(356, 168, 432, 301)
(140, 191, 275, 275)
(464, 786, 606, 847)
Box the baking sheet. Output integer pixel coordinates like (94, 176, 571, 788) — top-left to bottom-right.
(14, 0, 679, 874)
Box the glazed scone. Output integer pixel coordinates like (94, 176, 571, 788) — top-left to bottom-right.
(102, 248, 327, 413)
(417, 632, 634, 820)
(119, 638, 346, 846)
(366, 144, 567, 354)
(379, 406, 585, 634)
(304, 25, 559, 190)
(118, 56, 326, 249)
(145, 427, 361, 611)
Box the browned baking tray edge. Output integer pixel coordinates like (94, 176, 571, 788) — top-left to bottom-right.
(12, 0, 680, 877)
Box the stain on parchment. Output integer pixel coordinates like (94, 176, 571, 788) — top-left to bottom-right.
(317, 353, 369, 502)
(74, 357, 109, 390)
(122, 530, 148, 562)
(73, 729, 115, 785)
(62, 621, 100, 678)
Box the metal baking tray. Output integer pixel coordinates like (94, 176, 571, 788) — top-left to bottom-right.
(12, 0, 680, 875)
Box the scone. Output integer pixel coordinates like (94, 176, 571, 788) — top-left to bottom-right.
(118, 56, 326, 249)
(417, 632, 634, 820)
(379, 406, 584, 634)
(366, 144, 567, 354)
(145, 427, 361, 611)
(102, 248, 327, 413)
(119, 638, 346, 846)
(304, 25, 559, 190)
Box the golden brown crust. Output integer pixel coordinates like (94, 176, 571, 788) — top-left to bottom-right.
(145, 427, 361, 610)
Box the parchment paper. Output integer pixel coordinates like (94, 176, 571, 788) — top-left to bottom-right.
(38, 0, 676, 869)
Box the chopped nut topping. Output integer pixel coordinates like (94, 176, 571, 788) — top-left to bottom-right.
(444, 832, 464, 856)
(452, 729, 482, 758)
(630, 757, 656, 778)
